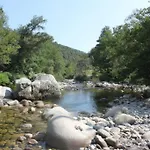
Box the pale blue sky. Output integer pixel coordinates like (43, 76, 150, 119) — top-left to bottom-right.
(1, 0, 149, 52)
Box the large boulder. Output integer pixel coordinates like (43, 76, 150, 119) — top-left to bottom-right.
(45, 114, 96, 149)
(15, 73, 61, 100)
(0, 86, 13, 99)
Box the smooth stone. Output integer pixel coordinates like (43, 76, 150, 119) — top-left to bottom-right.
(86, 119, 96, 126)
(21, 123, 32, 129)
(92, 117, 101, 122)
(114, 113, 136, 125)
(110, 127, 120, 135)
(105, 106, 128, 118)
(22, 107, 29, 114)
(29, 107, 36, 113)
(44, 104, 53, 108)
(46, 114, 96, 150)
(20, 99, 32, 106)
(24, 133, 33, 139)
(34, 101, 44, 108)
(27, 139, 38, 145)
(97, 129, 111, 138)
(17, 136, 26, 142)
(105, 137, 117, 147)
(95, 135, 108, 148)
(6, 100, 19, 106)
(142, 131, 150, 140)
(42, 106, 72, 120)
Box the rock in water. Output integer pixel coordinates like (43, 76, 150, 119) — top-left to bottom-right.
(45, 115, 96, 150)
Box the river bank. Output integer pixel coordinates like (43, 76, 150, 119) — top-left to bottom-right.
(1, 80, 150, 149)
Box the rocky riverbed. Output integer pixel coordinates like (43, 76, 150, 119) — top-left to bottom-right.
(1, 92, 150, 150)
(1, 77, 150, 150)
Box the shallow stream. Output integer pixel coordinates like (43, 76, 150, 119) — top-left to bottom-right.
(0, 89, 111, 149)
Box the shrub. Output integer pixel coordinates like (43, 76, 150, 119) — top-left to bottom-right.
(74, 74, 89, 82)
(0, 72, 11, 86)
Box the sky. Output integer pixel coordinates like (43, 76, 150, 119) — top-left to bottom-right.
(0, 0, 149, 53)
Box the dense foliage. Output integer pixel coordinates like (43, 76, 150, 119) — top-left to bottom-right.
(0, 8, 20, 70)
(0, 7, 89, 83)
(2, 5, 150, 85)
(89, 7, 150, 85)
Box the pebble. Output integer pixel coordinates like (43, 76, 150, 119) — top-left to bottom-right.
(24, 133, 33, 139)
(17, 136, 26, 142)
(21, 123, 32, 129)
(27, 139, 38, 145)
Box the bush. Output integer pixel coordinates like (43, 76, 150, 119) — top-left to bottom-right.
(74, 74, 89, 82)
(0, 72, 11, 86)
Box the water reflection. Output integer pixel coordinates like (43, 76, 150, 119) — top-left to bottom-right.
(52, 90, 98, 113)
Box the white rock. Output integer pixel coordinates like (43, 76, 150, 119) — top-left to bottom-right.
(114, 113, 136, 125)
(110, 127, 120, 135)
(0, 86, 13, 99)
(6, 100, 19, 106)
(42, 106, 71, 120)
(97, 129, 111, 138)
(95, 135, 108, 148)
(30, 107, 36, 113)
(105, 106, 128, 118)
(105, 136, 117, 147)
(46, 114, 96, 149)
(142, 131, 150, 140)
(24, 133, 33, 138)
(21, 123, 32, 129)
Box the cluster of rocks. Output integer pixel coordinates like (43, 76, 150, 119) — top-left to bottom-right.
(2, 77, 150, 149)
(95, 81, 150, 98)
(0, 73, 61, 103)
(17, 96, 150, 150)
(11, 94, 150, 150)
(0, 98, 54, 114)
(43, 94, 150, 150)
(16, 131, 45, 150)
(58, 79, 83, 91)
(77, 94, 150, 150)
(15, 73, 61, 100)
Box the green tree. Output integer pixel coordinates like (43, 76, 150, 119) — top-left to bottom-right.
(89, 7, 150, 84)
(10, 16, 51, 75)
(0, 8, 20, 70)
(89, 26, 114, 81)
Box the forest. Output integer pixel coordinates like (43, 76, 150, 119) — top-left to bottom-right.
(1, 6, 150, 85)
(0, 7, 90, 85)
(89, 7, 150, 85)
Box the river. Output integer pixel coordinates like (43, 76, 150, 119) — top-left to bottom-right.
(50, 90, 99, 114)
